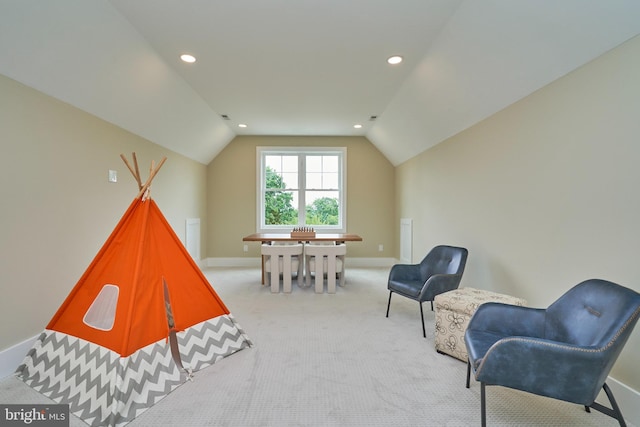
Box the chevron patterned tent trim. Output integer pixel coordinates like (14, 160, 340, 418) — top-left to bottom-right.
(16, 313, 252, 427)
(178, 314, 253, 372)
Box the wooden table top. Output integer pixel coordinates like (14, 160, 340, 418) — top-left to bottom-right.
(243, 233, 363, 242)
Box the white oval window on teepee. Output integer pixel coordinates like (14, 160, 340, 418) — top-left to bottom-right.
(83, 284, 119, 331)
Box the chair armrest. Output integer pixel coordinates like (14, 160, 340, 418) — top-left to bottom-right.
(474, 336, 606, 404)
(467, 303, 546, 338)
(420, 273, 462, 300)
(388, 264, 421, 282)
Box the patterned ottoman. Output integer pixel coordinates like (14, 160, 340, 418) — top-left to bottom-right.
(434, 287, 526, 362)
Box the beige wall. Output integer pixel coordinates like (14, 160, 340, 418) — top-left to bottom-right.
(0, 74, 207, 350)
(396, 35, 640, 390)
(206, 135, 395, 259)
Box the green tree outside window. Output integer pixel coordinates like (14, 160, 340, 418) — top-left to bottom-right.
(306, 197, 339, 225)
(264, 166, 297, 225)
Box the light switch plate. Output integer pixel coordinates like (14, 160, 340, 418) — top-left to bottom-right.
(108, 170, 117, 183)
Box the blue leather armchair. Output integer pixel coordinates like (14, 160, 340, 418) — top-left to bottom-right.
(465, 279, 640, 427)
(386, 245, 468, 337)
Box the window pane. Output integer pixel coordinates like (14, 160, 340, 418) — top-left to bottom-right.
(306, 172, 322, 189)
(323, 172, 338, 189)
(306, 155, 322, 172)
(322, 156, 339, 172)
(281, 156, 298, 172)
(265, 156, 298, 174)
(265, 190, 299, 225)
(265, 167, 283, 189)
(306, 171, 338, 189)
(266, 169, 297, 190)
(265, 155, 282, 171)
(305, 155, 339, 190)
(281, 172, 298, 189)
(266, 155, 298, 190)
(305, 191, 339, 225)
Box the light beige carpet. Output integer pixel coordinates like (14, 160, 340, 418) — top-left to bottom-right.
(0, 267, 632, 426)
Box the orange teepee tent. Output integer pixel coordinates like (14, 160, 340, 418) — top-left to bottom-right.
(16, 154, 252, 427)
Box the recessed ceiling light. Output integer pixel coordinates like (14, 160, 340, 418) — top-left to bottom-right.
(238, 124, 248, 128)
(387, 55, 403, 65)
(180, 54, 196, 63)
(353, 124, 363, 129)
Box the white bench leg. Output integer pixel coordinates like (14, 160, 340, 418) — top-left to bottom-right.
(314, 258, 324, 293)
(327, 256, 337, 294)
(305, 255, 312, 288)
(283, 255, 292, 293)
(296, 257, 302, 288)
(270, 256, 280, 293)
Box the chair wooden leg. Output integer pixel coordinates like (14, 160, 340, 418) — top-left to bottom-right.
(481, 382, 487, 427)
(420, 302, 426, 338)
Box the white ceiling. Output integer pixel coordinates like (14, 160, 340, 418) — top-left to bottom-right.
(2, 1, 640, 165)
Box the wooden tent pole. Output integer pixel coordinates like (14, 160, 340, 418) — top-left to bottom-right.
(132, 153, 143, 190)
(120, 153, 144, 190)
(120, 153, 167, 199)
(120, 154, 138, 182)
(143, 160, 156, 200)
(136, 157, 167, 200)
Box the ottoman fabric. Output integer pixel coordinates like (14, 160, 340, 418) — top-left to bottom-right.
(434, 287, 526, 362)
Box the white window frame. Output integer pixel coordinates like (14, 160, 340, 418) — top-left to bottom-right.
(257, 146, 347, 233)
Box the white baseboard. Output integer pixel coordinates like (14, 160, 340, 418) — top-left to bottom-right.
(205, 257, 396, 268)
(205, 257, 262, 268)
(0, 334, 39, 379)
(344, 257, 396, 268)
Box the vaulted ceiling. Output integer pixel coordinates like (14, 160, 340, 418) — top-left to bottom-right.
(2, 1, 640, 165)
